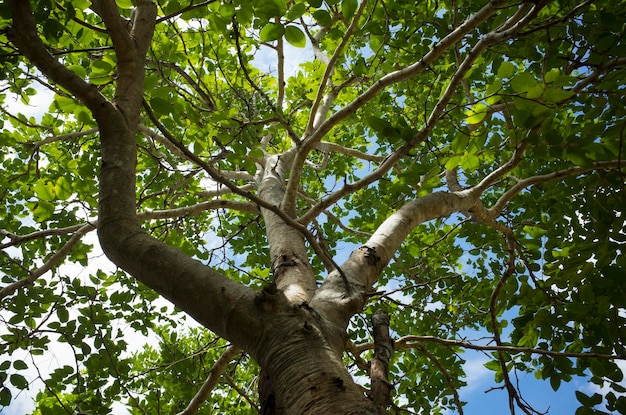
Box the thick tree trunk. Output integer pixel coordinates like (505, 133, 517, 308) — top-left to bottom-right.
(252, 308, 379, 415)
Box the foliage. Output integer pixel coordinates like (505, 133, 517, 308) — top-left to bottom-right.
(0, 0, 625, 414)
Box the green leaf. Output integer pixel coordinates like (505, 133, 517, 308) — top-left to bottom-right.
(28, 200, 56, 222)
(497, 61, 516, 78)
(90, 59, 113, 75)
(68, 64, 87, 79)
(255, 0, 288, 20)
(57, 307, 69, 323)
(13, 360, 28, 370)
(285, 25, 306, 48)
(54, 177, 72, 200)
(341, 0, 358, 20)
(465, 102, 488, 124)
(115, 0, 133, 8)
(10, 373, 28, 389)
(53, 95, 77, 112)
(249, 148, 264, 159)
(485, 79, 503, 104)
(219, 4, 236, 19)
(150, 97, 172, 116)
(484, 360, 501, 371)
(286, 3, 307, 20)
(313, 9, 332, 26)
(259, 22, 285, 42)
(544, 68, 560, 83)
(34, 179, 56, 201)
(0, 387, 11, 406)
(42, 19, 66, 42)
(76, 107, 93, 124)
(511, 72, 543, 98)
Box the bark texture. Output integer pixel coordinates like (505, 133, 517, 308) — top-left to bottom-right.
(370, 310, 393, 412)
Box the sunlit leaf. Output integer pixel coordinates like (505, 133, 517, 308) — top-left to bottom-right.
(259, 22, 285, 42)
(285, 25, 306, 48)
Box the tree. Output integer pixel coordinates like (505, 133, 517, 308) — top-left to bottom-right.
(1, 0, 625, 413)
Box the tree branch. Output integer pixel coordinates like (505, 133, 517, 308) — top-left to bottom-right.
(305, 0, 369, 134)
(315, 141, 385, 163)
(358, 336, 626, 360)
(31, 127, 99, 149)
(142, 100, 344, 290)
(368, 309, 393, 412)
(298, 0, 538, 226)
(473, 141, 530, 194)
(488, 160, 624, 217)
(177, 345, 242, 415)
(286, 0, 511, 223)
(91, 0, 134, 56)
(0, 223, 95, 300)
(0, 197, 257, 301)
(315, 0, 511, 151)
(7, 0, 107, 110)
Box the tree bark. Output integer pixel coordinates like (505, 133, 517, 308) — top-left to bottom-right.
(252, 307, 379, 415)
(370, 310, 393, 412)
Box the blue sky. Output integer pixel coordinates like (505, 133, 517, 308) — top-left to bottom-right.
(460, 349, 588, 415)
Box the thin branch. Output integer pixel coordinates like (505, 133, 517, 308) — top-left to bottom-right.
(1, 225, 87, 249)
(177, 345, 242, 415)
(473, 141, 530, 194)
(0, 198, 257, 251)
(144, 200, 257, 219)
(156, 0, 218, 24)
(146, 60, 216, 111)
(7, 0, 107, 110)
(364, 336, 626, 360)
(231, 18, 300, 144)
(286, 0, 512, 223)
(222, 372, 259, 412)
(309, 0, 509, 146)
(276, 27, 285, 109)
(315, 141, 386, 163)
(31, 127, 99, 149)
(305, 0, 369, 134)
(0, 198, 258, 301)
(490, 231, 525, 415)
(488, 160, 623, 217)
(568, 56, 626, 95)
(0, 223, 95, 300)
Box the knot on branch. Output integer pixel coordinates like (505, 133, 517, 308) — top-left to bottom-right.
(357, 245, 381, 266)
(270, 253, 299, 275)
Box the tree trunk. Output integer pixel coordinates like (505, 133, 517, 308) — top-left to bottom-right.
(252, 308, 379, 415)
